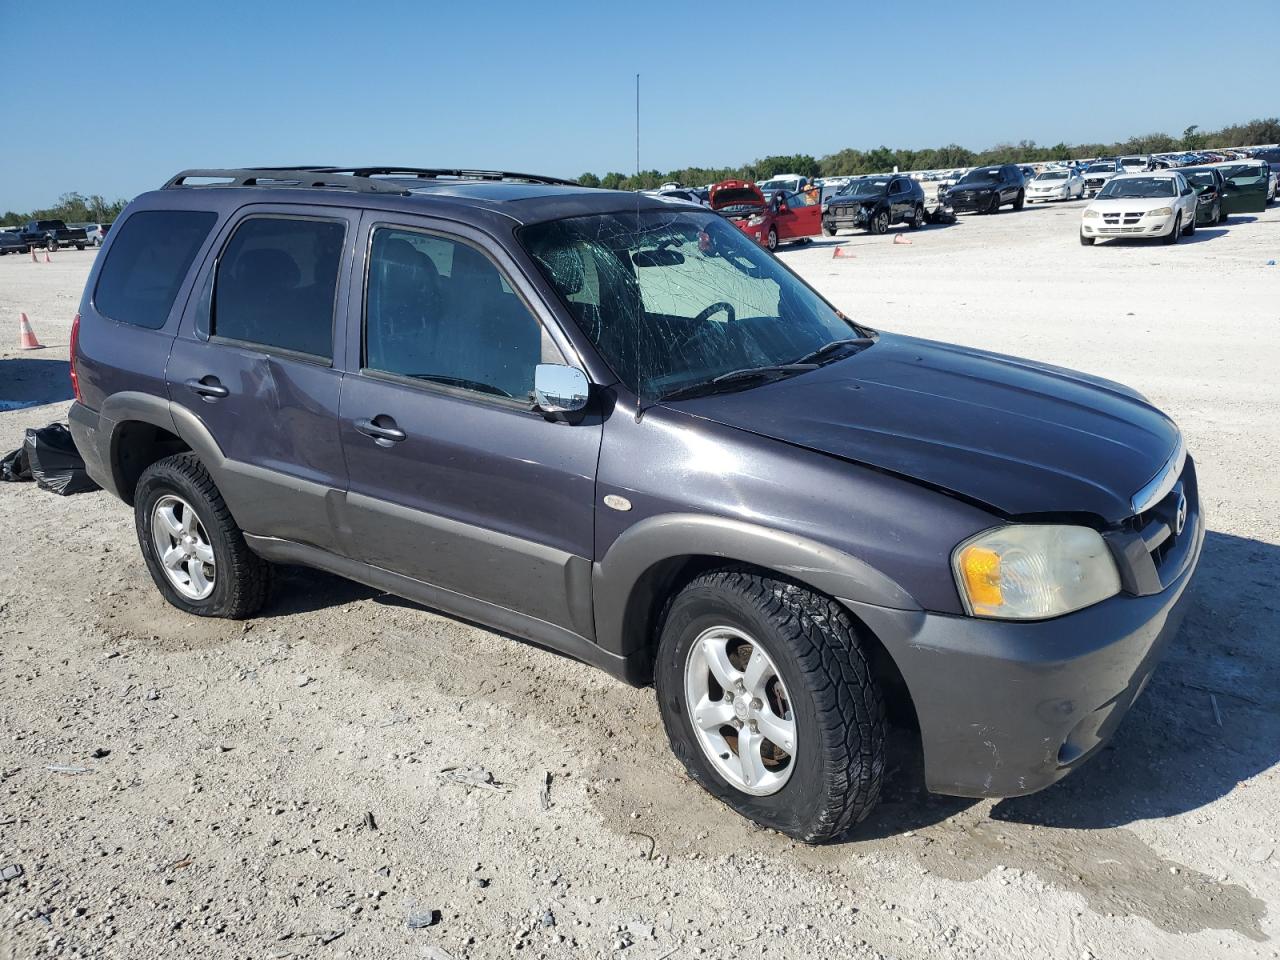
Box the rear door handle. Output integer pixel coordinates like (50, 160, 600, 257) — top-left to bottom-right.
(354, 417, 406, 445)
(185, 377, 229, 400)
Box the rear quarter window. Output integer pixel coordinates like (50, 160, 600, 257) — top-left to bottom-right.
(94, 210, 218, 329)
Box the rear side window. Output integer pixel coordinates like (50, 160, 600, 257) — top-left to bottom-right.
(213, 216, 345, 361)
(95, 210, 218, 329)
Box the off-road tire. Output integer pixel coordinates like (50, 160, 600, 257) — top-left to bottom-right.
(654, 569, 886, 843)
(134, 453, 271, 619)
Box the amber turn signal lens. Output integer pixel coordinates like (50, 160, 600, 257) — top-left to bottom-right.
(957, 545, 1003, 610)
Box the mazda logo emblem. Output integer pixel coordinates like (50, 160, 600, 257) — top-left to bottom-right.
(1174, 492, 1188, 537)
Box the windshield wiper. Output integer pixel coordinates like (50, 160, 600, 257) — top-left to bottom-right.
(793, 337, 875, 366)
(658, 364, 815, 403)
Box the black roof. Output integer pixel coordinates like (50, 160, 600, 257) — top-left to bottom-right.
(158, 167, 680, 226)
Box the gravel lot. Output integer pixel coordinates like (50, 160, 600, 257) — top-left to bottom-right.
(2, 199, 1278, 960)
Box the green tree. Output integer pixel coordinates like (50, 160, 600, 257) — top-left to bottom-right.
(577, 172, 601, 188)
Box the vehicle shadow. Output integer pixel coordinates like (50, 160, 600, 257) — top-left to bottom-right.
(0, 358, 74, 411)
(1097, 227, 1228, 247)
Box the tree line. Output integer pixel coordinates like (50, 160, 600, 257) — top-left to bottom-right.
(3, 192, 129, 227)
(576, 116, 1280, 191)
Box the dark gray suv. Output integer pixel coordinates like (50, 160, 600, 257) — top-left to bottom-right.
(68, 167, 1202, 842)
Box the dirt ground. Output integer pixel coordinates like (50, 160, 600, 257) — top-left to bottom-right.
(1, 199, 1278, 960)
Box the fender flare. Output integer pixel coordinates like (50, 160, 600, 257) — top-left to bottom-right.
(592, 513, 920, 658)
(98, 393, 231, 503)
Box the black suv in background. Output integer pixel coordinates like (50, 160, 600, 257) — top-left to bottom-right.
(68, 166, 1201, 843)
(941, 164, 1026, 214)
(822, 175, 927, 235)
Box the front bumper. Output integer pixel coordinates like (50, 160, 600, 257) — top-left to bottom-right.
(1081, 215, 1174, 238)
(946, 193, 992, 212)
(822, 206, 869, 231)
(842, 504, 1204, 798)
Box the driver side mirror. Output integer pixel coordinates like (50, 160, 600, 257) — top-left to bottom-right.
(534, 363, 589, 415)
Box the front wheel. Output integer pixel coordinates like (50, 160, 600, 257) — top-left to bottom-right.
(45, 238, 57, 252)
(75, 243, 85, 251)
(1080, 232, 1095, 245)
(822, 225, 836, 237)
(1183, 213, 1196, 236)
(765, 227, 778, 251)
(1013, 190, 1025, 210)
(135, 453, 271, 619)
(868, 210, 890, 234)
(1163, 214, 1182, 245)
(655, 570, 886, 843)
(986, 194, 1001, 214)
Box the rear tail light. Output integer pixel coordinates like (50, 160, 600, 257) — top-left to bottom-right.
(69, 313, 82, 403)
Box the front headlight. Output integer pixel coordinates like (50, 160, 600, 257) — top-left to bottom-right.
(952, 525, 1120, 620)
(1147, 207, 1173, 217)
(747, 214, 766, 226)
(1082, 209, 1101, 219)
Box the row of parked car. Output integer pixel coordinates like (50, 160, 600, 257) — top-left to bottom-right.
(0, 219, 111, 255)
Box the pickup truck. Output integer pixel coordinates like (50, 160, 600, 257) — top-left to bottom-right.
(21, 219, 88, 251)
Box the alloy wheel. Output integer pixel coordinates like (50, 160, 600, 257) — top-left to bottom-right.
(151, 494, 216, 600)
(684, 625, 797, 796)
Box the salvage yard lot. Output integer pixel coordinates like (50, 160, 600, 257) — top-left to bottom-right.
(1, 200, 1278, 959)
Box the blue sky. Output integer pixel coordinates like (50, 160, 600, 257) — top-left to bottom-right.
(2, 0, 1274, 211)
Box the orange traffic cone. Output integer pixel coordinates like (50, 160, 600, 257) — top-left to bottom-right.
(43, 249, 52, 263)
(19, 313, 45, 350)
(832, 246, 856, 259)
(892, 234, 913, 245)
(30, 247, 38, 263)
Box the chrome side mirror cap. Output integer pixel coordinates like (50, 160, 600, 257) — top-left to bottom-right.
(534, 363, 589, 414)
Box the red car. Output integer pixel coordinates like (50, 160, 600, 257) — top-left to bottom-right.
(709, 180, 821, 250)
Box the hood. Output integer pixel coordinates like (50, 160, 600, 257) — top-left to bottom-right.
(710, 180, 765, 211)
(827, 193, 882, 207)
(947, 179, 999, 192)
(667, 334, 1180, 523)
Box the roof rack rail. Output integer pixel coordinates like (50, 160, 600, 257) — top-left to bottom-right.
(278, 166, 582, 187)
(162, 169, 411, 195)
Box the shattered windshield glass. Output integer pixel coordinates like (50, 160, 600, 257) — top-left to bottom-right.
(521, 210, 864, 402)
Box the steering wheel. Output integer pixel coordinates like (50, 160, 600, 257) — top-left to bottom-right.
(693, 301, 736, 325)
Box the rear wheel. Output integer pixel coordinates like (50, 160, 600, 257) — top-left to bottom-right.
(908, 204, 926, 229)
(135, 453, 271, 619)
(654, 569, 886, 843)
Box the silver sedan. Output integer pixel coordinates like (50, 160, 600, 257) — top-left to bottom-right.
(1026, 169, 1085, 202)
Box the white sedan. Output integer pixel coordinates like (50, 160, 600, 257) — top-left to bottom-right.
(1026, 169, 1085, 202)
(1079, 171, 1199, 246)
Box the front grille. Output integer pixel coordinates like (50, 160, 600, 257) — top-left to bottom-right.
(1102, 212, 1144, 226)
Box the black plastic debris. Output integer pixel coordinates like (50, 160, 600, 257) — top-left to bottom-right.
(22, 423, 98, 495)
(0, 443, 30, 482)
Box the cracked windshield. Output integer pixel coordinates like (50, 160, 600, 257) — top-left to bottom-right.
(521, 210, 866, 402)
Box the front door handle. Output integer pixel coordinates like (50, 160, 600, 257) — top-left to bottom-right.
(185, 377, 229, 400)
(354, 417, 407, 445)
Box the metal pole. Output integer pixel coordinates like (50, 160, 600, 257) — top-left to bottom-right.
(635, 73, 640, 178)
